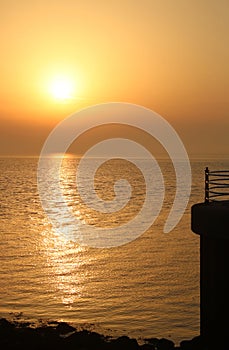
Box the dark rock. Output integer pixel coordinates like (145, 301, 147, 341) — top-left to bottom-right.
(157, 338, 175, 349)
(144, 337, 159, 346)
(35, 325, 61, 344)
(64, 329, 106, 349)
(0, 318, 15, 336)
(180, 336, 205, 350)
(56, 321, 76, 335)
(140, 344, 156, 349)
(109, 335, 139, 349)
(16, 327, 47, 348)
(144, 337, 174, 350)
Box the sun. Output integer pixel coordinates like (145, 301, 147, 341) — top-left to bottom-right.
(49, 76, 75, 100)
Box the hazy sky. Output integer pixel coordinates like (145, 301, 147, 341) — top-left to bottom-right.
(1, 0, 228, 157)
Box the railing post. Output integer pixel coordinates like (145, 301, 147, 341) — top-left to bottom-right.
(205, 167, 209, 203)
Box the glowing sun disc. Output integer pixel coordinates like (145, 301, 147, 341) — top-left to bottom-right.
(49, 77, 74, 100)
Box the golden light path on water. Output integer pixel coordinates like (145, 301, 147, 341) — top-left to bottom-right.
(42, 233, 86, 306)
(38, 159, 88, 309)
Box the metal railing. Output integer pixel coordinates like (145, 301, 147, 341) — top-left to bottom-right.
(205, 167, 229, 203)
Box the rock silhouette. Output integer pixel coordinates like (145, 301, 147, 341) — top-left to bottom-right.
(0, 318, 206, 350)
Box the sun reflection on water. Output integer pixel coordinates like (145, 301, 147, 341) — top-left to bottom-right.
(37, 156, 146, 306)
(41, 228, 89, 307)
(36, 157, 89, 307)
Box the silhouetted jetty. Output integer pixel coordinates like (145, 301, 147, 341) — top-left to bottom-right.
(192, 167, 229, 350)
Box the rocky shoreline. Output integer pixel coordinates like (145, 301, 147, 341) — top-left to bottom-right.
(0, 318, 206, 350)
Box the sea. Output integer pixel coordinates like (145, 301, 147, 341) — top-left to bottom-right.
(1, 156, 229, 345)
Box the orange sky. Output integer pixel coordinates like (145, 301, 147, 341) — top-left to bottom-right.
(1, 0, 229, 157)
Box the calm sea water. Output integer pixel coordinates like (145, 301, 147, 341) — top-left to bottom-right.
(1, 157, 229, 344)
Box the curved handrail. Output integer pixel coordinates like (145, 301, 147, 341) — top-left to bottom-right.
(205, 167, 229, 202)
